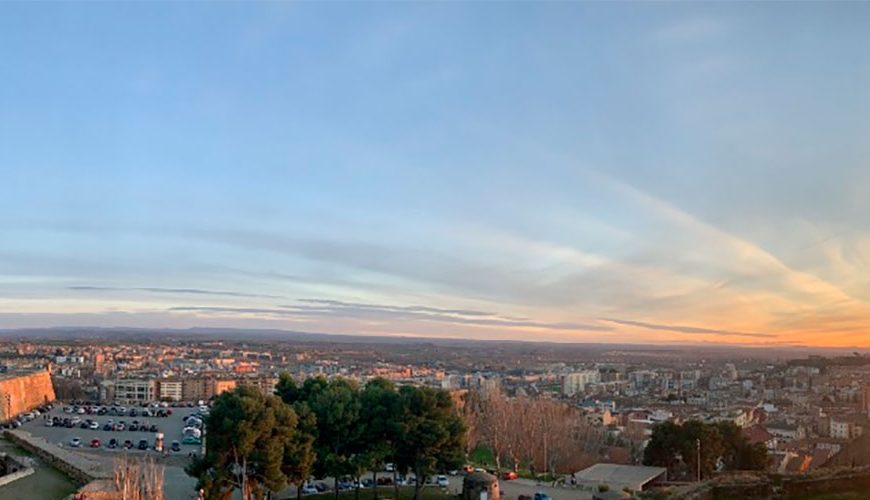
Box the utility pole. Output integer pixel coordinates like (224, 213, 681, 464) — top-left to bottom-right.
(696, 438, 701, 482)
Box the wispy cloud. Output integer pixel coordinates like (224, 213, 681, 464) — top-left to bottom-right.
(171, 299, 612, 332)
(602, 318, 773, 339)
(69, 286, 284, 300)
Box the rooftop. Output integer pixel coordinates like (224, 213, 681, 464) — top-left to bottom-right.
(574, 463, 667, 486)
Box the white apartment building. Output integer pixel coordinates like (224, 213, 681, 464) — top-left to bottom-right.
(158, 380, 183, 401)
(113, 379, 156, 404)
(562, 370, 600, 396)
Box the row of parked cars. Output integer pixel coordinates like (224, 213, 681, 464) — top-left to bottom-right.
(68, 436, 183, 452)
(63, 404, 173, 418)
(299, 475, 449, 494)
(2, 404, 55, 429)
(47, 416, 160, 433)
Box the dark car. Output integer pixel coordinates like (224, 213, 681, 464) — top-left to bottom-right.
(108, 438, 118, 449)
(170, 440, 181, 452)
(314, 483, 329, 493)
(129, 409, 138, 417)
(123, 440, 133, 449)
(129, 423, 139, 432)
(137, 439, 149, 450)
(103, 423, 113, 431)
(149, 424, 158, 432)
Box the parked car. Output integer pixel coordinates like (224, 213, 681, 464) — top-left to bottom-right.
(170, 440, 181, 452)
(148, 424, 158, 432)
(108, 438, 118, 449)
(69, 437, 82, 448)
(89, 420, 100, 430)
(436, 475, 449, 487)
(137, 439, 149, 450)
(314, 483, 330, 493)
(90, 438, 101, 448)
(302, 484, 318, 495)
(503, 471, 518, 480)
(534, 494, 552, 500)
(123, 440, 134, 449)
(44, 419, 54, 427)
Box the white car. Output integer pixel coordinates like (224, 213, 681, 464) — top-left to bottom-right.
(302, 484, 318, 495)
(44, 420, 54, 427)
(436, 475, 449, 487)
(89, 421, 100, 430)
(69, 437, 82, 448)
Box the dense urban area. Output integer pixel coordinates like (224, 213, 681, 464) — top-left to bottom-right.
(1, 329, 870, 499)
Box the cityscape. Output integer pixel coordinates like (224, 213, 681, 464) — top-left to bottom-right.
(2, 1, 870, 500)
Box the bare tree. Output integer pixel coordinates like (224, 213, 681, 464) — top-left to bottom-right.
(465, 391, 605, 476)
(112, 454, 165, 500)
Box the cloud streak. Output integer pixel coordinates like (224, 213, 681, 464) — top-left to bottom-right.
(170, 299, 612, 332)
(69, 286, 284, 300)
(601, 318, 773, 339)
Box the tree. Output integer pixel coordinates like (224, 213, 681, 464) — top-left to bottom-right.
(714, 421, 769, 471)
(276, 372, 302, 405)
(114, 455, 165, 500)
(643, 420, 767, 481)
(465, 389, 511, 473)
(394, 386, 465, 500)
(358, 378, 399, 500)
(306, 377, 362, 500)
(284, 403, 318, 500)
(185, 386, 301, 499)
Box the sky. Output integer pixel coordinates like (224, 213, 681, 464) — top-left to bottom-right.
(1, 2, 870, 347)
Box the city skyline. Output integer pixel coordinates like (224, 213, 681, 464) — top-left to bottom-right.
(3, 3, 870, 346)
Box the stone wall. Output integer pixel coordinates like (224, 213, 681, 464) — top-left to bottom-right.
(0, 369, 55, 421)
(4, 430, 110, 485)
(0, 452, 35, 488)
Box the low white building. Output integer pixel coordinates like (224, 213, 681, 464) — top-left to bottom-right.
(573, 464, 667, 492)
(113, 379, 156, 404)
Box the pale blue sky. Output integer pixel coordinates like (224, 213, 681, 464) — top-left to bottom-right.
(2, 2, 870, 345)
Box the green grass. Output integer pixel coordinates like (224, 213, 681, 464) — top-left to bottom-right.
(280, 486, 457, 500)
(469, 444, 495, 467)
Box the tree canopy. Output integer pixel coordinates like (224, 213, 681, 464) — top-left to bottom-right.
(643, 420, 769, 481)
(189, 375, 466, 500)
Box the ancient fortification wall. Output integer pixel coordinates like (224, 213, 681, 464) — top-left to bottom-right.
(0, 369, 55, 420)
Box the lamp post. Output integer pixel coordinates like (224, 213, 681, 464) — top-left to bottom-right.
(696, 438, 701, 482)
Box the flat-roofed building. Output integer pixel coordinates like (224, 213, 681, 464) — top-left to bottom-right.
(113, 379, 156, 404)
(158, 379, 183, 401)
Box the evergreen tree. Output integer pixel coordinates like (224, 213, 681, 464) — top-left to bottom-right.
(186, 386, 305, 500)
(394, 386, 465, 500)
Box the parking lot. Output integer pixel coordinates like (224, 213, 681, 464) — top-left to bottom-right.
(20, 403, 204, 457)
